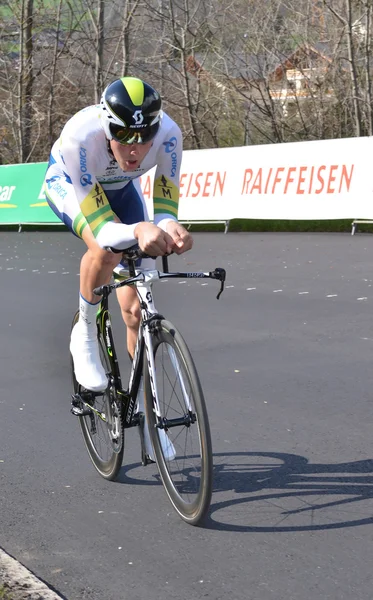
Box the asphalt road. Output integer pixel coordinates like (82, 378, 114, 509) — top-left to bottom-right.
(1, 231, 373, 600)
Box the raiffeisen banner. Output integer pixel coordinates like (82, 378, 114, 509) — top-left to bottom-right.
(140, 136, 373, 220)
(1, 136, 373, 225)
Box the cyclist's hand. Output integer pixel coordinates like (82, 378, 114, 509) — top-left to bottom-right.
(134, 222, 175, 256)
(166, 221, 193, 255)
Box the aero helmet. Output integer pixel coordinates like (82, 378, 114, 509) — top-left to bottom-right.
(100, 76, 162, 144)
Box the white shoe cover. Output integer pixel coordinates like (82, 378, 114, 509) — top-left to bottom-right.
(143, 418, 176, 462)
(70, 322, 107, 392)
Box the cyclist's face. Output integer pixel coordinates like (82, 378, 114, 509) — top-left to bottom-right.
(109, 139, 153, 171)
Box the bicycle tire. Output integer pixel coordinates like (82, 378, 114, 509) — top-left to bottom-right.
(70, 311, 124, 481)
(143, 319, 213, 525)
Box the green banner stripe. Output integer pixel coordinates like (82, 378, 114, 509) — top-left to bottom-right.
(0, 161, 61, 225)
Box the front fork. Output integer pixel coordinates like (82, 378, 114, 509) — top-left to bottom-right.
(136, 277, 163, 422)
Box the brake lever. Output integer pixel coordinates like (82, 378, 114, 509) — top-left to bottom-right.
(211, 268, 226, 300)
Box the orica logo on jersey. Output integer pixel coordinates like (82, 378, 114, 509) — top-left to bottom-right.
(163, 137, 178, 177)
(79, 147, 88, 172)
(46, 175, 67, 200)
(46, 175, 60, 189)
(170, 152, 178, 177)
(80, 173, 93, 186)
(163, 137, 177, 153)
(79, 146, 92, 186)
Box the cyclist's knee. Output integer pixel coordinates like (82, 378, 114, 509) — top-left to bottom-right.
(117, 290, 140, 327)
(82, 228, 119, 268)
(84, 246, 119, 269)
(121, 302, 140, 326)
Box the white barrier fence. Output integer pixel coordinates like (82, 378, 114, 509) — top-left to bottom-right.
(140, 136, 373, 224)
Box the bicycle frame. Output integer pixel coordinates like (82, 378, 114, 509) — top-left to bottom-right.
(94, 256, 226, 430)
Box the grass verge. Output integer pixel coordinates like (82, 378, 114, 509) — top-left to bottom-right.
(0, 585, 13, 599)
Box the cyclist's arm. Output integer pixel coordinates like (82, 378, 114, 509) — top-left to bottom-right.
(153, 124, 183, 231)
(60, 134, 139, 250)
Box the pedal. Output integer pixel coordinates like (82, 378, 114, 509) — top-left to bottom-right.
(71, 394, 93, 417)
(70, 405, 94, 417)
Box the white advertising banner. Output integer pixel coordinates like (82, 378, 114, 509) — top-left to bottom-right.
(140, 136, 373, 220)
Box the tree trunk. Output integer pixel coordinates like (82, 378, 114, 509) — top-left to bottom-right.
(18, 0, 34, 162)
(94, 0, 105, 102)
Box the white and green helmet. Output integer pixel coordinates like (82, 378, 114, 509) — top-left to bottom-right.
(100, 76, 162, 144)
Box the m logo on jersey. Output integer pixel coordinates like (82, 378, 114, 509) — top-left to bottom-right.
(160, 175, 173, 199)
(133, 110, 144, 125)
(163, 137, 177, 153)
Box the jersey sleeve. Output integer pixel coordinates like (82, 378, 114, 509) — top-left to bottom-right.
(153, 124, 182, 230)
(59, 134, 138, 250)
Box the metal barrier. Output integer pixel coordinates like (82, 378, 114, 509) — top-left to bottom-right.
(351, 220, 373, 235)
(181, 220, 230, 233)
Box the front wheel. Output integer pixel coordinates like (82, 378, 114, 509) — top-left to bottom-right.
(143, 320, 213, 525)
(71, 311, 124, 481)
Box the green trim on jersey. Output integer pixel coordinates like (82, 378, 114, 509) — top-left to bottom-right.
(153, 198, 178, 218)
(79, 183, 116, 240)
(120, 77, 144, 106)
(73, 212, 88, 238)
(100, 178, 133, 185)
(91, 217, 113, 238)
(85, 203, 113, 225)
(153, 175, 179, 218)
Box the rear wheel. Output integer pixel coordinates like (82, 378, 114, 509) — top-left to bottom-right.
(144, 320, 213, 525)
(71, 311, 124, 480)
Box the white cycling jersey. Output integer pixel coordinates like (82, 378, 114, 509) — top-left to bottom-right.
(44, 105, 182, 250)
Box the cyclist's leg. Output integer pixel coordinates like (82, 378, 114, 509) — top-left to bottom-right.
(44, 163, 118, 391)
(76, 231, 121, 391)
(116, 286, 140, 359)
(108, 179, 154, 358)
(80, 227, 119, 303)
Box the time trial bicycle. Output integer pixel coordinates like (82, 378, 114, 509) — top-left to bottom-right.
(70, 248, 226, 525)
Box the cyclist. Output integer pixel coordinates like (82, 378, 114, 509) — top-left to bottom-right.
(44, 76, 193, 459)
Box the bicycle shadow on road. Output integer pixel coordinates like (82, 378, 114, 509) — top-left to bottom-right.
(204, 451, 373, 532)
(115, 460, 163, 486)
